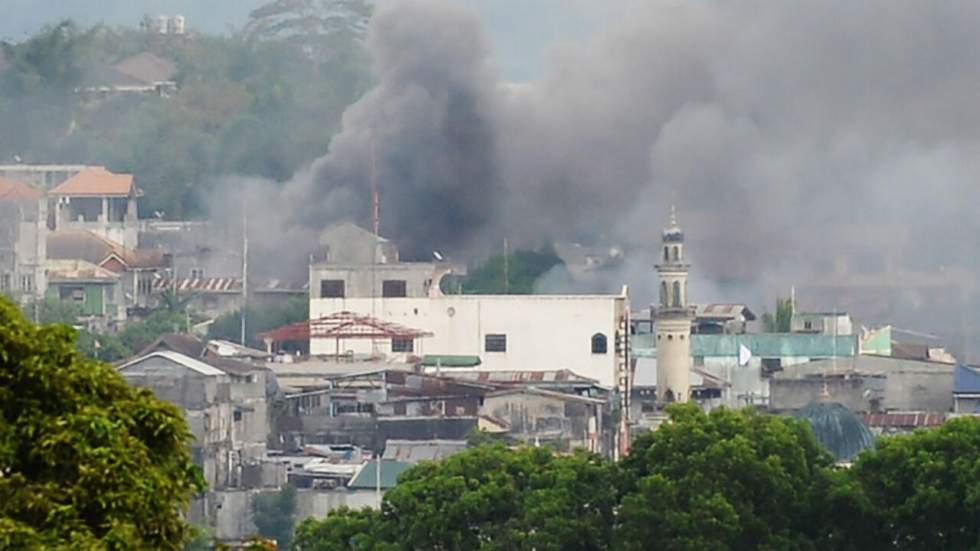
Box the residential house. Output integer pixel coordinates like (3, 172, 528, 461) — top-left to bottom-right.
(693, 304, 756, 334)
(49, 167, 141, 250)
(117, 351, 237, 489)
(79, 51, 178, 99)
(45, 259, 125, 328)
(0, 177, 46, 300)
(480, 387, 607, 453)
(47, 229, 169, 310)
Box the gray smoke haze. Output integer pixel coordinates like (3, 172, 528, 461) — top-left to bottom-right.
(0, 0, 264, 38)
(217, 0, 980, 355)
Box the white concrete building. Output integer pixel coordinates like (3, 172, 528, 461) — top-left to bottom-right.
(307, 223, 631, 387)
(310, 293, 629, 387)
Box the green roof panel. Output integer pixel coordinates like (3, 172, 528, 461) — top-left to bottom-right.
(420, 355, 482, 367)
(348, 460, 414, 490)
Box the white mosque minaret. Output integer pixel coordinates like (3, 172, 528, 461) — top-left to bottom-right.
(655, 206, 695, 405)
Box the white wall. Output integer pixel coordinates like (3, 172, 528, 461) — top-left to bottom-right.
(311, 294, 628, 387)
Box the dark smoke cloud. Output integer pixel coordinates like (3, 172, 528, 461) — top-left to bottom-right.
(217, 0, 980, 356)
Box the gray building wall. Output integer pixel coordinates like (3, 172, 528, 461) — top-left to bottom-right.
(771, 355, 955, 412)
(0, 198, 47, 300)
(310, 263, 437, 299)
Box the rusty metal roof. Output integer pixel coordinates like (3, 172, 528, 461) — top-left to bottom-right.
(261, 311, 433, 342)
(862, 412, 946, 428)
(450, 369, 597, 384)
(153, 277, 241, 293)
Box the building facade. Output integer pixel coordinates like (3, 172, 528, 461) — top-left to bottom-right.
(0, 178, 47, 301)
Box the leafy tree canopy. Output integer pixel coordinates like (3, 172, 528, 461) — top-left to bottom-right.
(617, 403, 835, 550)
(0, 296, 203, 549)
(454, 246, 564, 295)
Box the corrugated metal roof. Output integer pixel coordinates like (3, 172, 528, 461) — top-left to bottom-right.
(382, 439, 467, 463)
(449, 369, 597, 384)
(954, 364, 980, 394)
(863, 412, 946, 428)
(420, 355, 482, 367)
(348, 460, 413, 489)
(46, 259, 119, 282)
(118, 351, 227, 377)
(692, 334, 857, 358)
(153, 277, 241, 293)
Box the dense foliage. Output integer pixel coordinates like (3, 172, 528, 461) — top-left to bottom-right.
(207, 296, 308, 349)
(0, 296, 203, 549)
(453, 247, 564, 295)
(293, 404, 980, 551)
(761, 296, 794, 333)
(253, 484, 298, 550)
(0, 3, 371, 219)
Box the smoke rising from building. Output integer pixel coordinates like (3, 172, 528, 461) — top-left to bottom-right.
(216, 0, 980, 355)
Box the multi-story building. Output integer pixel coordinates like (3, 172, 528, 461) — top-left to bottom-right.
(0, 177, 46, 301)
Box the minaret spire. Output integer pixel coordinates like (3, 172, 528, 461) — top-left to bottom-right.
(655, 205, 694, 406)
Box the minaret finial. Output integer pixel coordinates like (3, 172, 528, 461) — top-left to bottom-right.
(669, 204, 677, 227)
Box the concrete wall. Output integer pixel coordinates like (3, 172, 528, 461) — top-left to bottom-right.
(0, 199, 46, 300)
(311, 294, 628, 387)
(481, 392, 598, 451)
(779, 356, 955, 412)
(310, 262, 436, 299)
(769, 376, 883, 412)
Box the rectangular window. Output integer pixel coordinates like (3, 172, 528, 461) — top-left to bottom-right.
(190, 268, 205, 279)
(60, 287, 86, 303)
(761, 358, 782, 376)
(0, 273, 9, 291)
(485, 334, 507, 353)
(320, 279, 345, 298)
(382, 279, 407, 297)
(391, 338, 414, 353)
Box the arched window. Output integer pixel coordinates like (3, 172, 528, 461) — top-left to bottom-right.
(672, 246, 680, 261)
(591, 333, 608, 354)
(660, 281, 668, 307)
(663, 246, 669, 262)
(664, 389, 675, 403)
(672, 281, 682, 307)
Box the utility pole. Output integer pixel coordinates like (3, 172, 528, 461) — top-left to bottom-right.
(240, 196, 248, 346)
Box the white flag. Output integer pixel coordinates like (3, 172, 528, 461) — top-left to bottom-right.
(738, 344, 752, 366)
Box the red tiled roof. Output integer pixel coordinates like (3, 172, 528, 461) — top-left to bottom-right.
(49, 167, 134, 197)
(0, 177, 43, 201)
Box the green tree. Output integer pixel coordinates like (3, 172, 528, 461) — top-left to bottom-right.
(253, 484, 298, 549)
(762, 296, 794, 333)
(615, 404, 835, 550)
(844, 416, 980, 550)
(295, 445, 622, 550)
(208, 296, 308, 349)
(459, 247, 564, 295)
(292, 507, 387, 551)
(0, 296, 204, 549)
